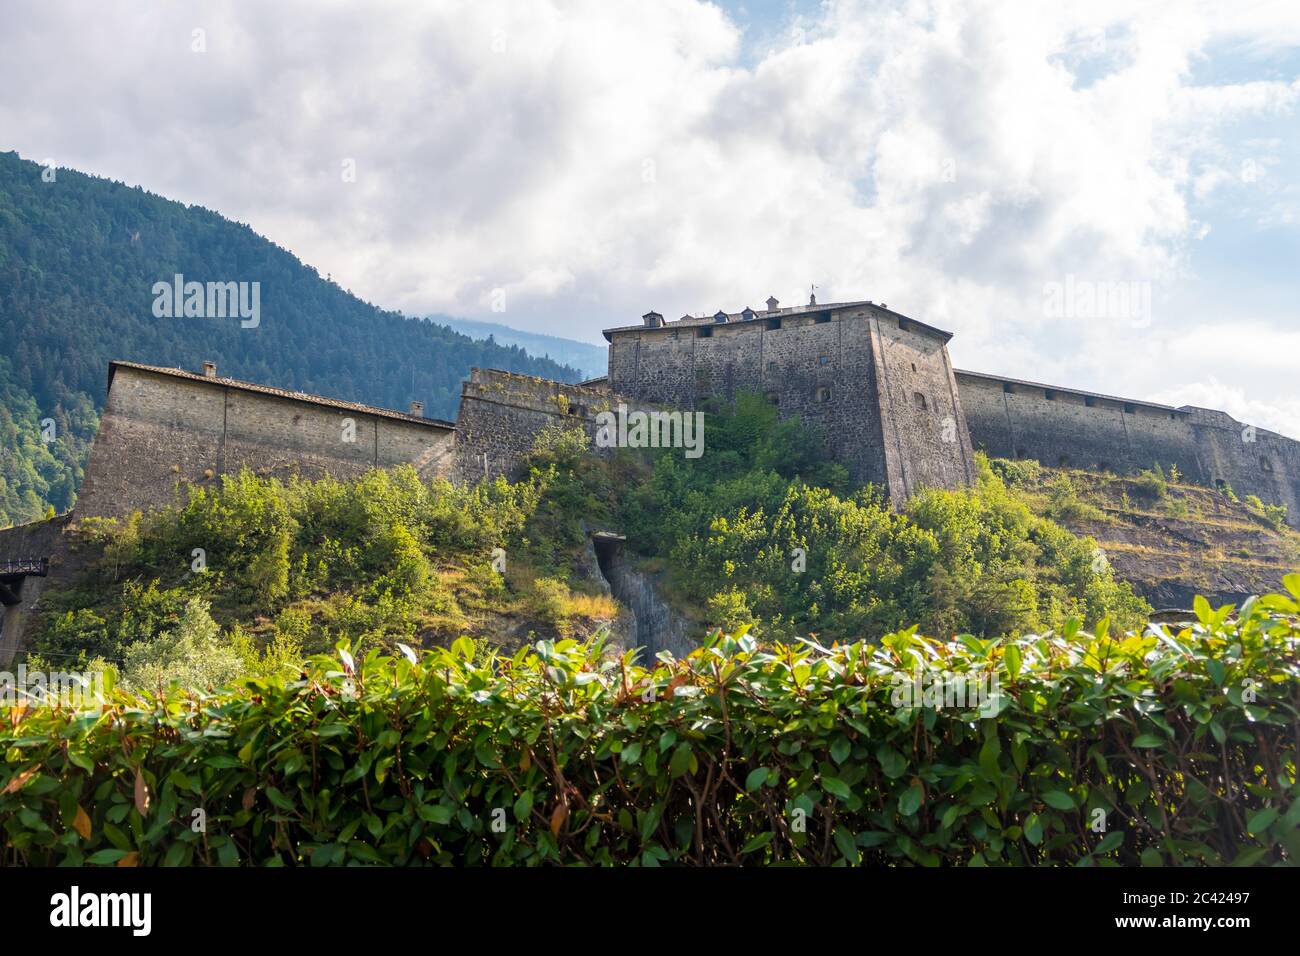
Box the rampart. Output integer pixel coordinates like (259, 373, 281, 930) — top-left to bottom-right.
(603, 300, 975, 505)
(956, 370, 1300, 522)
(75, 362, 457, 519)
(452, 368, 618, 483)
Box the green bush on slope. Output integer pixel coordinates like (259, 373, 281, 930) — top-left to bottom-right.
(2, 586, 1297, 866)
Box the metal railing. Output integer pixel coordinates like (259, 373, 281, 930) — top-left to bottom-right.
(0, 558, 49, 577)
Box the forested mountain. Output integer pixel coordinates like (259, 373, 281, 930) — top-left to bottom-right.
(0, 151, 580, 526)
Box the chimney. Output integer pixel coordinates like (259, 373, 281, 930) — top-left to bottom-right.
(201, 361, 217, 378)
(409, 400, 425, 417)
(765, 296, 779, 313)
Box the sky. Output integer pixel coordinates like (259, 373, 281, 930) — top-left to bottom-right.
(2, 0, 1298, 435)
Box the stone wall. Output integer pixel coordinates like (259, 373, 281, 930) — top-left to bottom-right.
(453, 368, 616, 483)
(76, 363, 456, 519)
(606, 303, 974, 504)
(956, 370, 1300, 524)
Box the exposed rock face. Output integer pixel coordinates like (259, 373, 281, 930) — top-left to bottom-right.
(590, 533, 695, 662)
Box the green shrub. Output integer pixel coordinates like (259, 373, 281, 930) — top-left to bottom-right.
(5, 586, 1297, 867)
(1133, 466, 1168, 501)
(1043, 474, 1106, 523)
(988, 457, 1041, 487)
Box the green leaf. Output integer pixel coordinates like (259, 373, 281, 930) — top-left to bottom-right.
(513, 790, 533, 822)
(740, 831, 774, 855)
(620, 742, 643, 765)
(833, 826, 859, 863)
(1132, 734, 1164, 748)
(1247, 808, 1278, 835)
(1023, 813, 1043, 846)
(418, 804, 453, 825)
(822, 776, 852, 801)
(1042, 790, 1074, 811)
(744, 767, 770, 792)
(669, 743, 693, 779)
(875, 745, 907, 779)
(1140, 848, 1163, 866)
(830, 736, 851, 765)
(1095, 831, 1124, 854)
(898, 783, 923, 816)
(1004, 644, 1022, 679)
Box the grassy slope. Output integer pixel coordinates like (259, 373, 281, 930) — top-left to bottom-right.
(1010, 464, 1300, 608)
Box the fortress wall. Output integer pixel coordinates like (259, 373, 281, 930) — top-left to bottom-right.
(453, 369, 612, 483)
(872, 313, 975, 501)
(693, 320, 764, 407)
(75, 369, 226, 519)
(956, 373, 1203, 478)
(835, 313, 891, 489)
(956, 371, 1300, 524)
(76, 365, 455, 519)
(607, 327, 695, 405)
(1191, 411, 1300, 519)
(606, 305, 976, 494)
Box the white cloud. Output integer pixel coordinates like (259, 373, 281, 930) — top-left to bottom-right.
(1, 0, 1297, 432)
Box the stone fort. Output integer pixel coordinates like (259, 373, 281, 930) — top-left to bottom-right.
(4, 294, 1299, 660)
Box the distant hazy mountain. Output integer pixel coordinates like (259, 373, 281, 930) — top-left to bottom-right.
(0, 151, 581, 526)
(437, 317, 607, 380)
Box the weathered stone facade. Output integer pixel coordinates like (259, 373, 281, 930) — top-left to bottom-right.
(604, 300, 976, 504)
(452, 368, 617, 483)
(76, 362, 457, 519)
(957, 370, 1300, 522)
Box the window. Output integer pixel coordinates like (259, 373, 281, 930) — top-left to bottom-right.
(1003, 382, 1014, 394)
(816, 386, 832, 403)
(1123, 403, 1136, 414)
(1085, 396, 1096, 407)
(1044, 390, 1056, 401)
(765, 392, 780, 406)
(697, 327, 712, 338)
(814, 313, 831, 324)
(913, 391, 927, 410)
(819, 355, 831, 366)
(1058, 454, 1070, 466)
(766, 361, 778, 373)
(766, 318, 781, 331)
(1261, 456, 1274, 473)
(911, 362, 917, 372)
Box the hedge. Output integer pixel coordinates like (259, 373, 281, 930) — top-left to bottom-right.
(3, 587, 1299, 866)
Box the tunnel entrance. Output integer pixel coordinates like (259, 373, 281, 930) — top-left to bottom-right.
(591, 531, 625, 582)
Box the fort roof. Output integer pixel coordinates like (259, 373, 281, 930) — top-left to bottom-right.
(954, 369, 1189, 415)
(107, 361, 457, 430)
(601, 300, 954, 342)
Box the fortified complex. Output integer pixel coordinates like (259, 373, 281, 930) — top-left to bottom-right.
(3, 294, 1299, 660)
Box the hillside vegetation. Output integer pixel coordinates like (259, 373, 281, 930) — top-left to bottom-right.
(26, 397, 1149, 686)
(993, 458, 1300, 609)
(0, 151, 580, 526)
